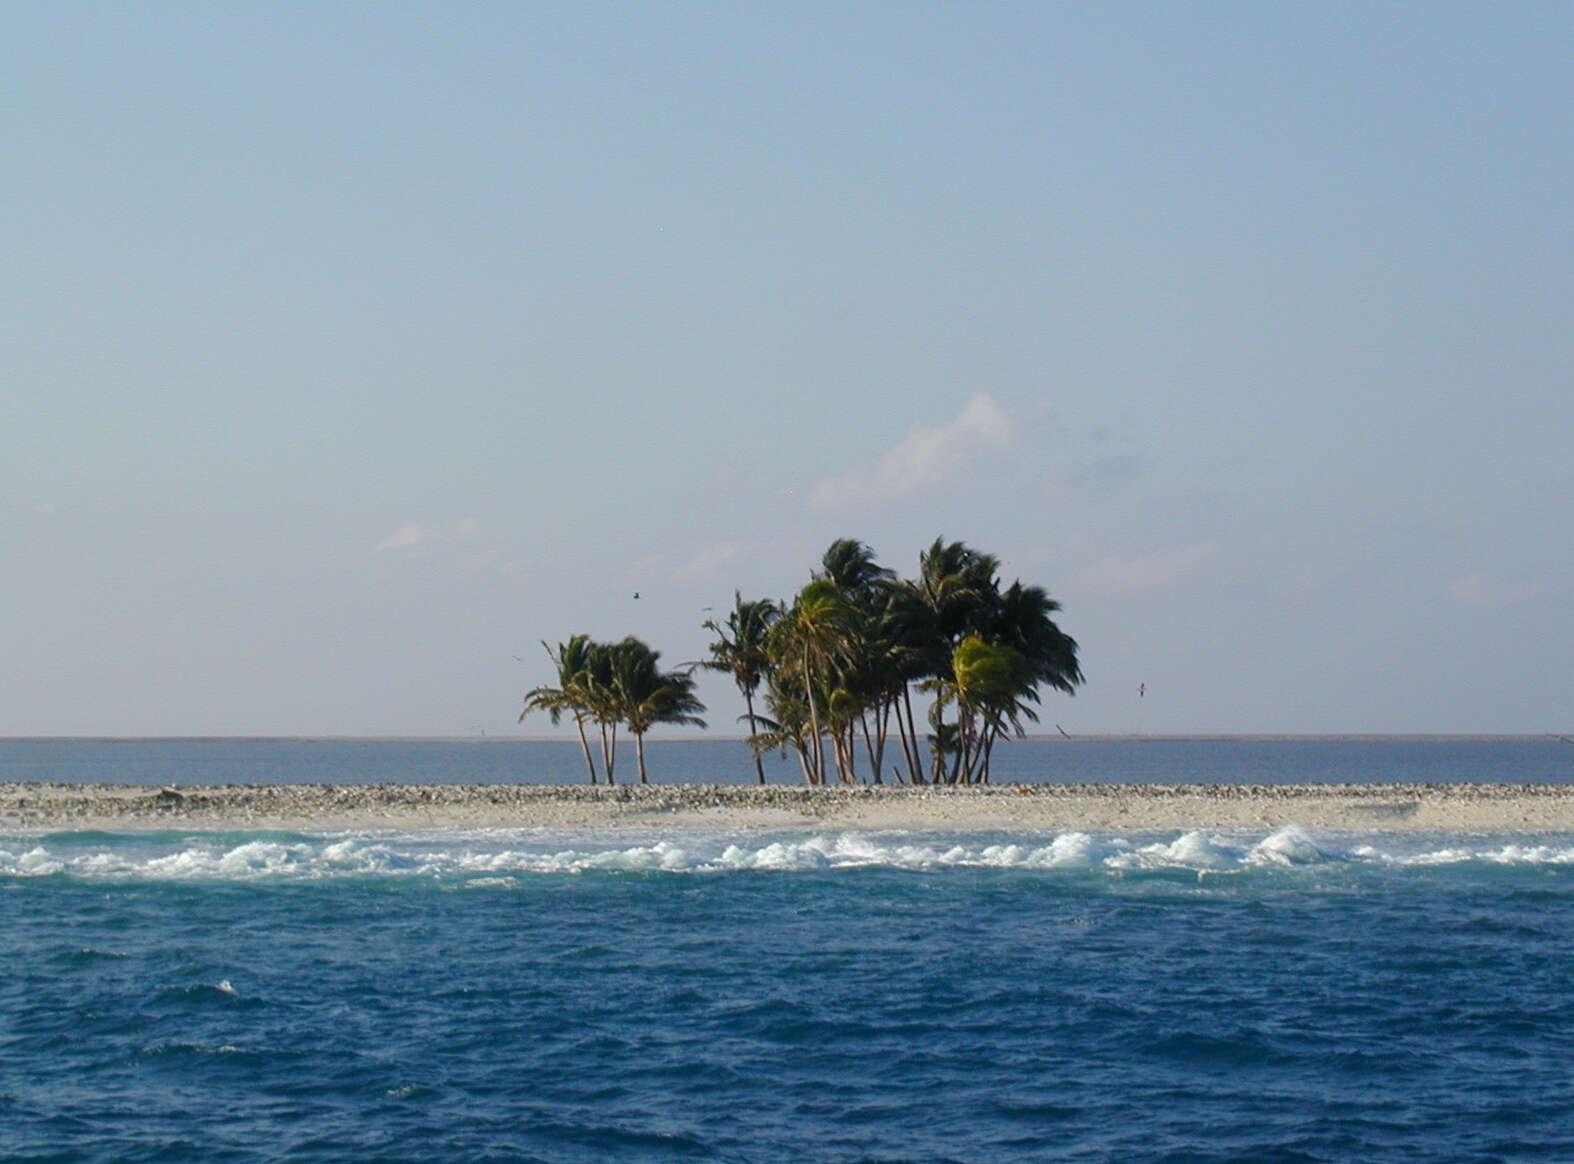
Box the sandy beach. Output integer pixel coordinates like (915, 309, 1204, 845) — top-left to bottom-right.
(4, 782, 1574, 833)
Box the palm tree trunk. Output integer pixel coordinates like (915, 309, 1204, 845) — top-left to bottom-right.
(953, 710, 968, 784)
(575, 716, 599, 785)
(802, 654, 825, 785)
(636, 730, 648, 784)
(744, 689, 766, 784)
(899, 685, 923, 785)
(878, 700, 892, 785)
(958, 709, 973, 784)
(860, 708, 881, 785)
(794, 740, 814, 784)
(601, 722, 618, 786)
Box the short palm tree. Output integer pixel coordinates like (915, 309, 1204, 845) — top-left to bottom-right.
(947, 634, 1038, 783)
(611, 637, 708, 784)
(519, 635, 600, 783)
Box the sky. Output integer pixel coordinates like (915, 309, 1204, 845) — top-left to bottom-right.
(4, 2, 1571, 737)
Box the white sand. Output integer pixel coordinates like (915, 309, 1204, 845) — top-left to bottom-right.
(3, 782, 1573, 832)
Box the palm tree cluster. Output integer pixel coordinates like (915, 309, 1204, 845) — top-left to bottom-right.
(520, 635, 705, 784)
(704, 538, 1082, 785)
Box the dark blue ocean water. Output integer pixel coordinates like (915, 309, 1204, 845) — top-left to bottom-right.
(6, 740, 1574, 1161)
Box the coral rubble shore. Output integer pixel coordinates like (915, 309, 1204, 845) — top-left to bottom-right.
(3, 782, 1573, 832)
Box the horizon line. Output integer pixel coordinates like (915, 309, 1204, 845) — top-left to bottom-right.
(3, 733, 1569, 744)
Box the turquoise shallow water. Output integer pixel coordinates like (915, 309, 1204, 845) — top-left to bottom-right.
(5, 824, 1574, 1162)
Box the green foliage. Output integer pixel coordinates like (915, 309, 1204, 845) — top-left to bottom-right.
(522, 535, 1081, 787)
(752, 536, 1082, 784)
(521, 634, 707, 785)
(702, 593, 782, 783)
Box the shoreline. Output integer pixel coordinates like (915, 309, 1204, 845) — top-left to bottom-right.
(4, 782, 1574, 833)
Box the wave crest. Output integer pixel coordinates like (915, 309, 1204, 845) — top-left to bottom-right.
(5, 826, 1574, 883)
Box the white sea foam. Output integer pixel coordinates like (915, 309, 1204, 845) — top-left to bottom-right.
(4, 827, 1574, 882)
(1247, 825, 1325, 866)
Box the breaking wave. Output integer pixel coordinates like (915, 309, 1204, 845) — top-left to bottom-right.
(5, 825, 1574, 883)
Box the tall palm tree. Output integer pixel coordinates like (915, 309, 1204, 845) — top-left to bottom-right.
(702, 592, 782, 783)
(578, 639, 625, 785)
(990, 581, 1083, 696)
(818, 537, 896, 599)
(817, 539, 898, 782)
(912, 538, 1001, 779)
(917, 537, 1001, 646)
(519, 635, 600, 783)
(910, 540, 1082, 781)
(768, 579, 856, 784)
(862, 578, 931, 783)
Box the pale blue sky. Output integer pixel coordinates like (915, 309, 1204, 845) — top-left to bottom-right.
(5, 2, 1571, 736)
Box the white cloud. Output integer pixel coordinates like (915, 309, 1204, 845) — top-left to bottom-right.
(811, 392, 1014, 510)
(376, 522, 430, 552)
(673, 540, 752, 584)
(375, 518, 482, 553)
(1447, 572, 1540, 607)
(1079, 542, 1217, 597)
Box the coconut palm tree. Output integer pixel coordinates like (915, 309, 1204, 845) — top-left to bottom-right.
(577, 639, 626, 785)
(818, 537, 895, 600)
(816, 539, 899, 782)
(702, 593, 782, 783)
(990, 581, 1083, 697)
(612, 638, 707, 783)
(868, 579, 940, 783)
(768, 579, 856, 784)
(946, 634, 1038, 783)
(910, 540, 1082, 782)
(911, 538, 1002, 778)
(916, 537, 1001, 646)
(520, 635, 601, 783)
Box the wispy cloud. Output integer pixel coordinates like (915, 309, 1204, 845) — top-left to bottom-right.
(1447, 572, 1540, 607)
(811, 393, 1014, 511)
(673, 540, 752, 585)
(374, 518, 482, 553)
(1079, 542, 1217, 597)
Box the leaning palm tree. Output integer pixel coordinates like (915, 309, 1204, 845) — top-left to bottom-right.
(702, 593, 782, 783)
(818, 537, 895, 600)
(946, 634, 1039, 783)
(990, 580, 1083, 697)
(612, 638, 707, 783)
(910, 539, 1082, 781)
(917, 537, 1001, 645)
(520, 635, 600, 783)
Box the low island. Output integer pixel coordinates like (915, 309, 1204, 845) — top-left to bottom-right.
(4, 781, 1573, 833)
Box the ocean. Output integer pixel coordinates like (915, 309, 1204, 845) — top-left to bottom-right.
(5, 734, 1574, 788)
(5, 738, 1574, 1161)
